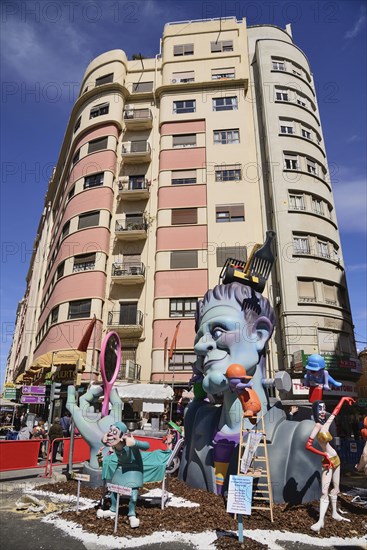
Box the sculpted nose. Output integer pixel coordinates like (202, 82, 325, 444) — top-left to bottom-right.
(195, 333, 215, 354)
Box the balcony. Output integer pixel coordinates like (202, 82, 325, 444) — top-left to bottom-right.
(115, 217, 147, 241)
(117, 177, 150, 200)
(121, 141, 151, 163)
(117, 360, 141, 382)
(111, 263, 146, 285)
(123, 108, 152, 130)
(107, 310, 143, 337)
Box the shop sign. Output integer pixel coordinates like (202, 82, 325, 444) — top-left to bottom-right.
(357, 398, 367, 407)
(3, 388, 17, 400)
(292, 351, 362, 374)
(292, 379, 357, 397)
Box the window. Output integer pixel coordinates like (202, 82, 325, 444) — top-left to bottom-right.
(211, 67, 235, 80)
(171, 71, 194, 83)
(51, 306, 59, 324)
(74, 116, 81, 133)
(292, 65, 303, 78)
(280, 124, 294, 134)
(173, 43, 194, 56)
(73, 253, 96, 272)
(214, 129, 239, 144)
(272, 59, 286, 71)
(293, 236, 310, 254)
(84, 172, 104, 189)
(78, 210, 100, 229)
(132, 81, 153, 93)
(170, 298, 198, 318)
(323, 282, 337, 305)
(302, 128, 312, 140)
(72, 149, 80, 165)
(306, 158, 317, 175)
(275, 89, 289, 102)
(171, 170, 197, 185)
(172, 134, 196, 148)
(95, 73, 113, 86)
(68, 299, 91, 319)
(90, 103, 109, 119)
(173, 100, 196, 114)
(128, 175, 146, 189)
(289, 194, 305, 211)
(170, 251, 198, 269)
(119, 302, 139, 325)
(317, 240, 330, 259)
(171, 208, 197, 225)
(56, 261, 65, 280)
(61, 220, 70, 239)
(284, 154, 299, 170)
(215, 165, 241, 181)
(88, 137, 108, 153)
(212, 96, 238, 111)
(216, 204, 244, 223)
(297, 280, 316, 302)
(312, 197, 324, 215)
(211, 40, 233, 52)
(296, 94, 307, 107)
(168, 351, 196, 371)
(67, 185, 75, 201)
(216, 246, 247, 267)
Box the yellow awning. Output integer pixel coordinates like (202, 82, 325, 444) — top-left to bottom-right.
(31, 350, 86, 368)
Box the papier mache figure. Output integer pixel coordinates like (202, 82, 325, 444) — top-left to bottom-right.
(305, 397, 354, 532)
(226, 363, 261, 421)
(304, 354, 342, 403)
(97, 422, 149, 528)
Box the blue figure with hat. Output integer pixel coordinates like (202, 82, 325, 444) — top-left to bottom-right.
(97, 422, 149, 528)
(304, 354, 342, 403)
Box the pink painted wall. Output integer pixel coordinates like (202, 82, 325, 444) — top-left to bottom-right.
(44, 227, 110, 291)
(69, 150, 117, 185)
(153, 319, 196, 348)
(159, 148, 206, 170)
(154, 270, 208, 297)
(39, 271, 106, 327)
(74, 123, 119, 150)
(160, 120, 206, 135)
(158, 185, 207, 209)
(156, 226, 207, 250)
(64, 187, 113, 220)
(151, 372, 191, 383)
(34, 319, 103, 359)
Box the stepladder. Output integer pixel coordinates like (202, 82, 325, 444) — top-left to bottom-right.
(237, 413, 274, 522)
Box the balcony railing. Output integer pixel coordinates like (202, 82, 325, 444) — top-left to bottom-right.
(117, 361, 141, 381)
(112, 263, 145, 277)
(118, 178, 149, 192)
(115, 217, 147, 232)
(124, 108, 152, 121)
(107, 310, 143, 327)
(122, 141, 151, 154)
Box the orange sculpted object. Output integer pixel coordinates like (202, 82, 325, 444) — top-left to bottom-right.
(226, 364, 261, 418)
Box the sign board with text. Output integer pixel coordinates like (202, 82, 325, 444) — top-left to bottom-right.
(20, 395, 45, 404)
(107, 483, 132, 496)
(71, 472, 90, 482)
(292, 379, 357, 397)
(226, 475, 253, 515)
(22, 386, 46, 395)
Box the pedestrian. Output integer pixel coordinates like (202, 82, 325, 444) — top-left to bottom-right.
(60, 411, 71, 437)
(13, 413, 21, 432)
(31, 419, 47, 459)
(17, 421, 31, 440)
(48, 417, 64, 463)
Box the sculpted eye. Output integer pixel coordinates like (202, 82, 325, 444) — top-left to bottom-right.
(212, 328, 224, 340)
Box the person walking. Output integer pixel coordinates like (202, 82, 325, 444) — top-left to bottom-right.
(48, 417, 64, 463)
(60, 411, 71, 437)
(17, 421, 31, 440)
(31, 420, 47, 459)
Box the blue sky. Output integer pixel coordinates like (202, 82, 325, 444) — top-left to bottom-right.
(1, 0, 366, 386)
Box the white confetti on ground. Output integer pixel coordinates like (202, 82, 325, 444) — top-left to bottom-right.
(141, 488, 199, 508)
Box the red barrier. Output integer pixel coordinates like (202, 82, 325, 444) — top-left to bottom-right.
(45, 437, 90, 477)
(0, 440, 43, 471)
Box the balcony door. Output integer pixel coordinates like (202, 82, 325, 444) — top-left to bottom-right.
(119, 302, 137, 325)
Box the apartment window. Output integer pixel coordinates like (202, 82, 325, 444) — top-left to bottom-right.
(312, 197, 324, 215)
(296, 94, 307, 107)
(73, 253, 96, 272)
(280, 124, 294, 135)
(306, 158, 317, 175)
(56, 261, 65, 280)
(289, 194, 305, 211)
(216, 246, 247, 267)
(172, 134, 196, 148)
(169, 298, 198, 318)
(275, 89, 289, 102)
(74, 116, 81, 133)
(215, 165, 241, 181)
(272, 59, 286, 71)
(169, 351, 196, 371)
(61, 220, 70, 239)
(323, 282, 337, 305)
(90, 102, 109, 119)
(68, 299, 91, 319)
(302, 128, 312, 140)
(293, 236, 310, 254)
(72, 149, 80, 165)
(171, 71, 195, 83)
(292, 65, 303, 78)
(173, 100, 196, 114)
(171, 208, 197, 225)
(284, 154, 299, 170)
(171, 170, 197, 185)
(216, 204, 244, 223)
(317, 240, 330, 258)
(88, 137, 108, 153)
(212, 96, 238, 111)
(95, 73, 113, 86)
(173, 43, 194, 56)
(67, 185, 75, 201)
(211, 67, 235, 80)
(84, 172, 104, 189)
(128, 175, 146, 189)
(214, 129, 239, 144)
(297, 280, 316, 302)
(78, 210, 100, 229)
(211, 40, 233, 52)
(132, 81, 153, 93)
(170, 251, 198, 269)
(50, 306, 59, 325)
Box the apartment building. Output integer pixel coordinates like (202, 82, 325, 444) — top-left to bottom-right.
(5, 18, 360, 402)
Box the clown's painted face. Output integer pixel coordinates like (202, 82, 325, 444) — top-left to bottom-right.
(316, 402, 327, 424)
(103, 425, 124, 447)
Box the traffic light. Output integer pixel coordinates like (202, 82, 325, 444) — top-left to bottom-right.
(50, 382, 62, 400)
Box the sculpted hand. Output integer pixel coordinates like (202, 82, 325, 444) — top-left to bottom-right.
(66, 385, 122, 469)
(323, 455, 333, 470)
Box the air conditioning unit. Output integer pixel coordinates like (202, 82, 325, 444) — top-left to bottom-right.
(124, 104, 133, 118)
(125, 360, 135, 379)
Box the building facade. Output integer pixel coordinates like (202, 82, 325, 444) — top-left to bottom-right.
(5, 18, 360, 401)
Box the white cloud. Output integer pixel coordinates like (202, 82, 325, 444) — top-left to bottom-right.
(333, 177, 367, 233)
(344, 5, 366, 39)
(345, 262, 367, 272)
(346, 134, 361, 143)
